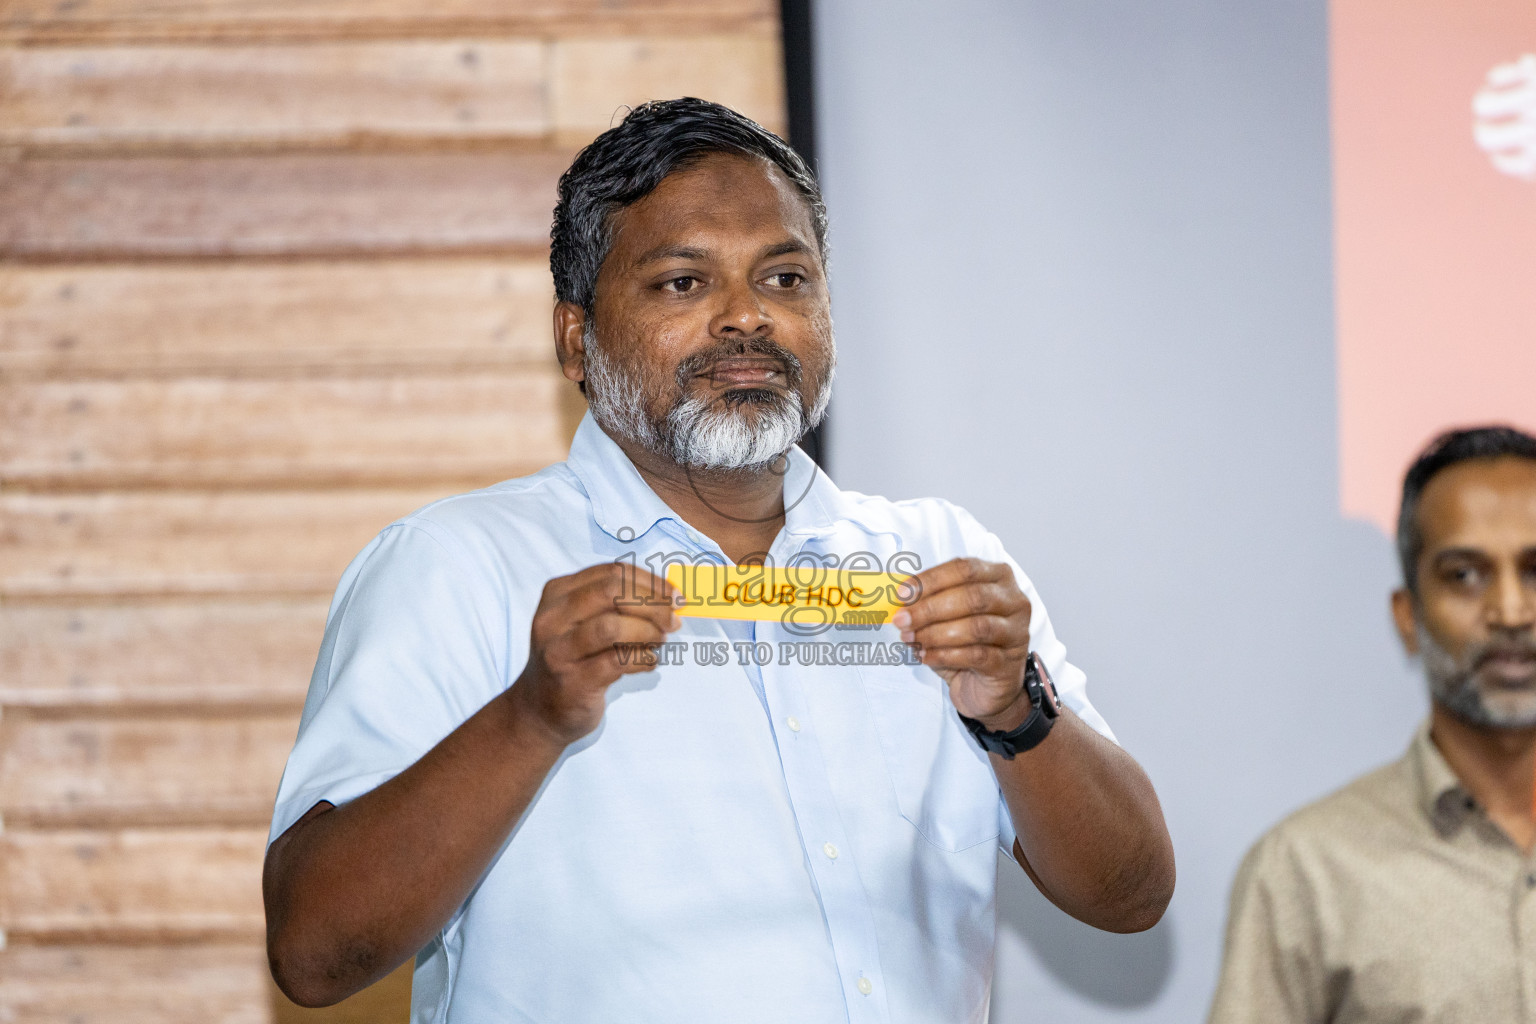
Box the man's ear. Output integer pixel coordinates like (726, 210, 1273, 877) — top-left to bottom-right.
(1391, 588, 1420, 655)
(553, 301, 588, 388)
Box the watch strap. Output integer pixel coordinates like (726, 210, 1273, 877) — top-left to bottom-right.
(956, 653, 1060, 759)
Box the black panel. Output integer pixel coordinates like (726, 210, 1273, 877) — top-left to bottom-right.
(781, 0, 829, 470)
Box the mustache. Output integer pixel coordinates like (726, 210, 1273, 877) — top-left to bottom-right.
(674, 337, 805, 392)
(1471, 633, 1536, 668)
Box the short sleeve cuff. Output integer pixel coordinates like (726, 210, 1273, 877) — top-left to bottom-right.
(267, 768, 404, 848)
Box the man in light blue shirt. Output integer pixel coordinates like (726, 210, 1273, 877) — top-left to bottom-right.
(263, 98, 1174, 1023)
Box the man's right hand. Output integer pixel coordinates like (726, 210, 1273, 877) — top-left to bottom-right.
(509, 562, 681, 745)
(266, 560, 680, 1007)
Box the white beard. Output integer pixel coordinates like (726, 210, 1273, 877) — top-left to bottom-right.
(1419, 622, 1536, 729)
(582, 322, 832, 471)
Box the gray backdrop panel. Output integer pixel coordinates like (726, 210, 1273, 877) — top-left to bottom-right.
(813, 0, 1425, 1018)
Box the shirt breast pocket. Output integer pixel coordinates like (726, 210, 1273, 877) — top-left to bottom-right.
(858, 665, 1003, 853)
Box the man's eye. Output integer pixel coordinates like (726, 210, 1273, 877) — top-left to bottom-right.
(766, 272, 804, 288)
(1446, 565, 1484, 587)
(662, 276, 699, 293)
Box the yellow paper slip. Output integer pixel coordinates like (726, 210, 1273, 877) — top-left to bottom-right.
(665, 564, 915, 626)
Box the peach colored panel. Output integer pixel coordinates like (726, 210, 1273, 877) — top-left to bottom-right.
(1332, 0, 1536, 534)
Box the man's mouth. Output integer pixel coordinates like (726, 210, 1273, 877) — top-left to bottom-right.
(1476, 649, 1536, 685)
(696, 357, 788, 390)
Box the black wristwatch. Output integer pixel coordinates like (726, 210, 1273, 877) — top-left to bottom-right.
(957, 653, 1061, 759)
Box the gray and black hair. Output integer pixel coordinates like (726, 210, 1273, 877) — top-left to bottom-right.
(1397, 424, 1536, 594)
(550, 97, 828, 318)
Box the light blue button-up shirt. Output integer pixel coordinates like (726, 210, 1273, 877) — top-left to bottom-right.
(270, 412, 1114, 1024)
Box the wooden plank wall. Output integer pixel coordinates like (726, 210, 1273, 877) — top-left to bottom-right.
(0, 3, 786, 1020)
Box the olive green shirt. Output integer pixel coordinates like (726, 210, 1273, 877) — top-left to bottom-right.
(1209, 723, 1536, 1024)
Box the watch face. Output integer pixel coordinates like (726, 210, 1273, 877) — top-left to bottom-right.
(1029, 653, 1061, 716)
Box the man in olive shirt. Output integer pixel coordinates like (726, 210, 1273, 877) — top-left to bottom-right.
(1209, 425, 1536, 1023)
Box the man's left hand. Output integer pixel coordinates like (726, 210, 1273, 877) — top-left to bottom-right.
(890, 557, 1034, 731)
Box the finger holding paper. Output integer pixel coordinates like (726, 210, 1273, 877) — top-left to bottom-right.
(891, 557, 1034, 730)
(512, 562, 681, 744)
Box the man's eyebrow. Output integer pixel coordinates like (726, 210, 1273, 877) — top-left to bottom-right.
(760, 240, 812, 259)
(1431, 547, 1492, 562)
(631, 240, 813, 267)
(633, 244, 711, 267)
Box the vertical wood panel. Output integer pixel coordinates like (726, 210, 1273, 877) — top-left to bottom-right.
(0, 488, 451, 598)
(0, 828, 267, 941)
(1, 4, 787, 1021)
(0, 600, 326, 708)
(0, 41, 548, 148)
(0, 944, 417, 1023)
(0, 0, 777, 44)
(0, 150, 570, 259)
(0, 259, 557, 378)
(0, 710, 300, 827)
(0, 370, 566, 487)
(551, 34, 786, 139)
(0, 944, 272, 1024)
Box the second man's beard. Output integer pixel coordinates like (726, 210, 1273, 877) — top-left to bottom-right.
(582, 321, 832, 472)
(1419, 622, 1536, 728)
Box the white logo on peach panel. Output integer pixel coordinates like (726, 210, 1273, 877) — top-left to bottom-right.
(1473, 54, 1536, 182)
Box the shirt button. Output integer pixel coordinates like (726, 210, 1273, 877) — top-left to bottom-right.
(786, 716, 802, 732)
(857, 976, 873, 995)
(1526, 874, 1536, 889)
(823, 842, 839, 860)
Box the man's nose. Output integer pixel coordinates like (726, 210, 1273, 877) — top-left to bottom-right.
(1486, 565, 1536, 630)
(709, 277, 772, 339)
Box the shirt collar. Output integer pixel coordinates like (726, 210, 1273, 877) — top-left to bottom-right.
(1409, 721, 1478, 837)
(565, 411, 900, 550)
(567, 412, 680, 543)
